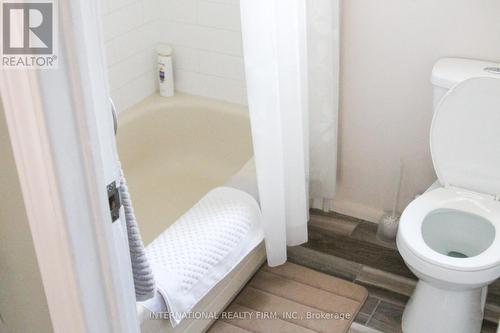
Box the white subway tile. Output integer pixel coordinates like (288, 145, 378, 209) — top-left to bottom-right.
(100, 0, 112, 15)
(198, 1, 241, 31)
(174, 70, 203, 96)
(104, 30, 144, 65)
(143, 0, 161, 23)
(161, 0, 197, 23)
(157, 21, 175, 43)
(200, 74, 245, 104)
(174, 69, 245, 104)
(102, 2, 143, 40)
(167, 22, 242, 56)
(202, 0, 239, 4)
(204, 27, 242, 55)
(198, 51, 244, 80)
(104, 21, 159, 66)
(109, 0, 137, 12)
(139, 21, 162, 48)
(112, 70, 157, 111)
(172, 46, 199, 71)
(103, 0, 247, 105)
(108, 48, 156, 90)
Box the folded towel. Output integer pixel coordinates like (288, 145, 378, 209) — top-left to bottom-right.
(141, 187, 263, 327)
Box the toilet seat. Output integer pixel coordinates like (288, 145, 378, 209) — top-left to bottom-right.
(399, 77, 500, 273)
(430, 77, 500, 197)
(398, 187, 500, 272)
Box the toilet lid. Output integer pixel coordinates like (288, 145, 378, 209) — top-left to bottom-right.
(431, 77, 500, 196)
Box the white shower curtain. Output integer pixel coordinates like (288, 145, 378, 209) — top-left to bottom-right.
(308, 0, 339, 211)
(240, 0, 339, 266)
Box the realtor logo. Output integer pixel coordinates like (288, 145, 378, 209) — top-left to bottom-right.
(1, 0, 58, 68)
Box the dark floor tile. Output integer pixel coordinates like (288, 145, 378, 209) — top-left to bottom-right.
(354, 311, 371, 325)
(482, 320, 498, 333)
(355, 282, 409, 307)
(367, 301, 404, 333)
(309, 213, 359, 236)
(485, 301, 500, 323)
(356, 266, 416, 297)
(287, 245, 362, 281)
(489, 279, 500, 295)
(310, 209, 366, 224)
(305, 226, 415, 279)
(351, 221, 397, 250)
(358, 296, 380, 317)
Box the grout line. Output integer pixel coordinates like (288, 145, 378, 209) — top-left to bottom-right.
(107, 43, 157, 68)
(175, 68, 245, 83)
(103, 19, 161, 45)
(160, 18, 242, 33)
(365, 299, 381, 326)
(102, 0, 141, 16)
(111, 69, 156, 93)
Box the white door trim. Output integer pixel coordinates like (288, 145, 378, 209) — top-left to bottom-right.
(1, 69, 89, 333)
(0, 0, 140, 332)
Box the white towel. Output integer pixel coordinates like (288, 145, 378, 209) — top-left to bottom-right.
(141, 187, 263, 327)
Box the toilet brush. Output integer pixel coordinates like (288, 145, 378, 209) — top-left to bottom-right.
(377, 158, 404, 242)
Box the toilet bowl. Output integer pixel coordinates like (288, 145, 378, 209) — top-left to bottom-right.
(397, 76, 500, 333)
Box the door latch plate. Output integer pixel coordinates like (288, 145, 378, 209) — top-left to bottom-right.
(107, 181, 121, 222)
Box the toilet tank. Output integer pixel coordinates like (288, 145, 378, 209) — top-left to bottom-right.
(431, 58, 500, 110)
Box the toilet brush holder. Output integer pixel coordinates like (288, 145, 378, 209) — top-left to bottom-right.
(377, 213, 400, 242)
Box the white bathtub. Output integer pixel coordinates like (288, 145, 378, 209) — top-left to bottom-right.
(117, 93, 265, 333)
(117, 93, 254, 244)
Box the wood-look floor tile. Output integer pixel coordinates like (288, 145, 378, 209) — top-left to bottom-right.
(481, 319, 499, 333)
(309, 214, 359, 236)
(358, 296, 380, 317)
(485, 303, 500, 323)
(353, 312, 371, 325)
(350, 222, 397, 250)
(355, 282, 409, 307)
(366, 301, 404, 333)
(305, 226, 414, 279)
(288, 245, 362, 281)
(356, 266, 416, 297)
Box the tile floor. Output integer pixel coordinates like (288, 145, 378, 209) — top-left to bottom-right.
(287, 210, 500, 333)
(208, 262, 368, 333)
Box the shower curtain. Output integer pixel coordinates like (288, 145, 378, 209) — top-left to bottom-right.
(240, 0, 339, 266)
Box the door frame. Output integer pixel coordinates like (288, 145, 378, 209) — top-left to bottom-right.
(0, 0, 140, 332)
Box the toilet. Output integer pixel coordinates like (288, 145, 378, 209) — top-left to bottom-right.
(397, 58, 500, 333)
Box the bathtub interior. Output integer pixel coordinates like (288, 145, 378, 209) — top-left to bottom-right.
(117, 93, 253, 244)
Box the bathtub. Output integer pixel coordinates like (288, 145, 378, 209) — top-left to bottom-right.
(117, 93, 254, 244)
(117, 93, 265, 332)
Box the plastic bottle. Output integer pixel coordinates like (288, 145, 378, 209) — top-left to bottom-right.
(157, 44, 174, 97)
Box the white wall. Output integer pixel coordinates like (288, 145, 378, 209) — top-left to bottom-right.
(101, 0, 246, 111)
(101, 0, 161, 111)
(101, 0, 500, 222)
(158, 0, 247, 105)
(0, 104, 53, 333)
(333, 0, 500, 222)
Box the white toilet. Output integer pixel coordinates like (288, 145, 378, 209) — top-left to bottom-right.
(397, 58, 500, 333)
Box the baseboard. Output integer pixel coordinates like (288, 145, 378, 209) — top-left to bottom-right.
(327, 199, 386, 224)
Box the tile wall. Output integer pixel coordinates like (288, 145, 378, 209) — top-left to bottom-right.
(101, 0, 247, 111)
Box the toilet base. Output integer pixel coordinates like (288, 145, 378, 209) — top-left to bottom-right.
(402, 280, 485, 333)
